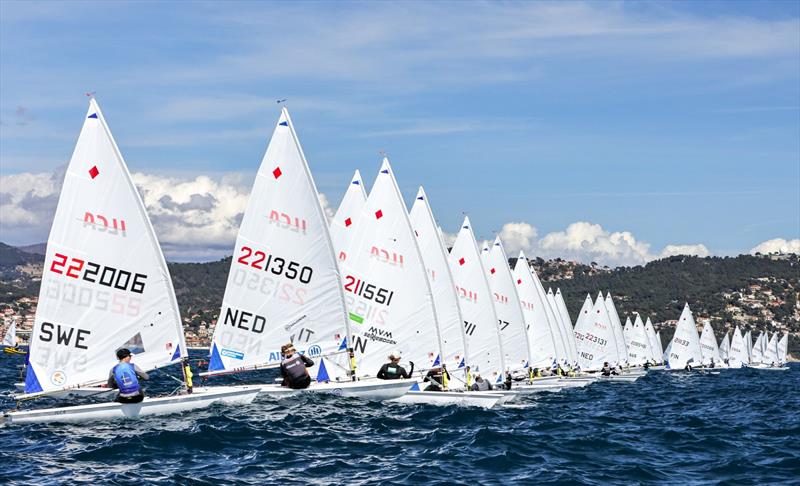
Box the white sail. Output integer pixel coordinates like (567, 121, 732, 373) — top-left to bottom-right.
(336, 158, 441, 377)
(530, 269, 569, 364)
(699, 322, 721, 366)
(763, 332, 779, 365)
(330, 169, 366, 259)
(666, 303, 703, 369)
(485, 237, 531, 372)
(728, 326, 748, 368)
(644, 318, 661, 363)
(546, 288, 572, 364)
(574, 292, 617, 371)
(628, 315, 652, 367)
(745, 330, 753, 360)
(448, 217, 505, 384)
(409, 187, 467, 374)
(555, 288, 579, 363)
(572, 294, 594, 368)
(512, 251, 557, 368)
(777, 332, 788, 365)
(207, 108, 350, 381)
(2, 318, 15, 346)
(750, 332, 764, 364)
(25, 99, 186, 395)
(623, 317, 633, 354)
(605, 294, 629, 366)
(662, 337, 672, 363)
(719, 331, 731, 361)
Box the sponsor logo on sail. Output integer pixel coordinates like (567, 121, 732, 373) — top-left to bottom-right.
(50, 370, 67, 386)
(221, 348, 244, 360)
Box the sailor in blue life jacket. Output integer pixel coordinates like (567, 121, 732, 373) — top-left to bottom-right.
(108, 348, 149, 404)
(377, 351, 414, 380)
(280, 343, 314, 389)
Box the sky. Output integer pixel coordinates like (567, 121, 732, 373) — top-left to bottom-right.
(1, 1, 798, 265)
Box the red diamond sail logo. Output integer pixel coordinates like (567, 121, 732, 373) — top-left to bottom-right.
(375, 209, 383, 219)
(88, 165, 99, 179)
(272, 167, 282, 179)
(344, 217, 352, 227)
(490, 268, 496, 274)
(458, 257, 465, 266)
(517, 279, 522, 284)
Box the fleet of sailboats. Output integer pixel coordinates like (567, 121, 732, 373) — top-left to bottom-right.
(1, 102, 793, 424)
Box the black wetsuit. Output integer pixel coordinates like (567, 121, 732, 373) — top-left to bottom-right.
(423, 369, 450, 391)
(280, 354, 314, 389)
(377, 362, 414, 379)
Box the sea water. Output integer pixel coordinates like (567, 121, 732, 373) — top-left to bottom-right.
(1, 353, 798, 485)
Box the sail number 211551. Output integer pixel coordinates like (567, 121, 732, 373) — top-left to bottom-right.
(343, 275, 394, 306)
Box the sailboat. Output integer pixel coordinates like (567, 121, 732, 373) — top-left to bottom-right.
(719, 331, 731, 363)
(665, 303, 703, 371)
(574, 293, 638, 382)
(750, 332, 765, 365)
(699, 322, 723, 367)
(448, 217, 506, 387)
(753, 332, 788, 370)
(547, 288, 575, 366)
(510, 253, 568, 392)
(627, 315, 653, 368)
(3, 99, 257, 425)
(777, 332, 789, 366)
(644, 318, 662, 365)
(394, 188, 502, 408)
(202, 112, 412, 400)
(728, 326, 748, 368)
(554, 288, 580, 367)
(3, 318, 25, 354)
(604, 294, 631, 368)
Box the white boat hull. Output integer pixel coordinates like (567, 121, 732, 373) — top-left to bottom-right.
(392, 390, 503, 408)
(3, 386, 259, 425)
(750, 364, 789, 371)
(14, 382, 114, 399)
(596, 374, 640, 383)
(206, 379, 415, 401)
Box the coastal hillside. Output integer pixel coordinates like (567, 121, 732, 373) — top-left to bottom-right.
(1, 243, 797, 352)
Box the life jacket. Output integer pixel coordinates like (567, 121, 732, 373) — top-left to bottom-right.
(466, 370, 473, 389)
(474, 378, 490, 391)
(282, 355, 309, 385)
(441, 370, 449, 390)
(113, 362, 140, 395)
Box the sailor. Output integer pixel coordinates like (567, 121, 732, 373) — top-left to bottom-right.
(504, 371, 513, 390)
(108, 348, 149, 404)
(709, 358, 716, 369)
(643, 361, 651, 370)
(470, 373, 492, 391)
(423, 366, 449, 391)
(280, 343, 314, 389)
(601, 362, 617, 377)
(377, 351, 414, 380)
(465, 366, 473, 389)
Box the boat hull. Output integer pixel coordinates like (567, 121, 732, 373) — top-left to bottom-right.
(3, 386, 259, 425)
(596, 374, 640, 383)
(14, 382, 114, 399)
(392, 390, 503, 408)
(205, 379, 415, 401)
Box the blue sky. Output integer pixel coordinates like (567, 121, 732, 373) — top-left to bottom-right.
(1, 1, 798, 264)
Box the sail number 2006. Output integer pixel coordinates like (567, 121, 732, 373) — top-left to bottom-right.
(236, 245, 313, 284)
(50, 252, 146, 294)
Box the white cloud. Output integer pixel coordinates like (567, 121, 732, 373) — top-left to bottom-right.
(750, 238, 800, 255)
(498, 222, 538, 256)
(497, 221, 712, 267)
(660, 244, 710, 258)
(0, 169, 333, 262)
